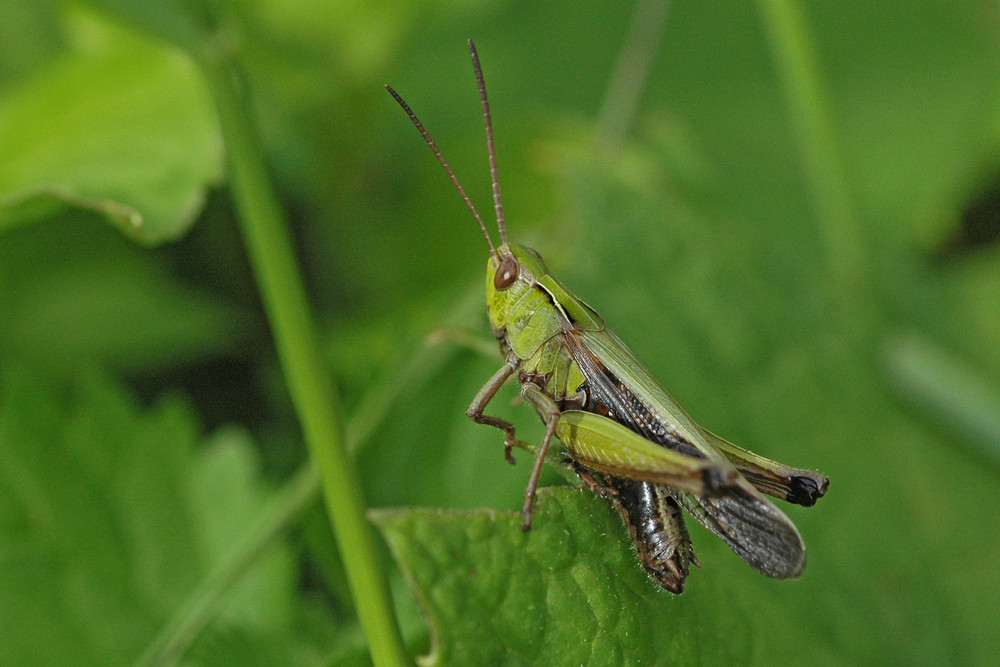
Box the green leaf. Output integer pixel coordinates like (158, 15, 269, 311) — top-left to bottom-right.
(0, 366, 337, 665)
(0, 11, 221, 244)
(372, 488, 760, 666)
(0, 0, 62, 87)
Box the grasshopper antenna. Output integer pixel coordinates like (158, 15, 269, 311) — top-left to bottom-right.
(467, 40, 507, 247)
(385, 84, 497, 256)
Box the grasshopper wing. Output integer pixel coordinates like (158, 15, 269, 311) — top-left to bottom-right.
(701, 428, 829, 506)
(568, 328, 733, 468)
(671, 480, 806, 578)
(570, 328, 809, 578)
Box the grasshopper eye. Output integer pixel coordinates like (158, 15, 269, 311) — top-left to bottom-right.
(494, 254, 519, 290)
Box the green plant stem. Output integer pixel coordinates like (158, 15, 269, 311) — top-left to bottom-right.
(138, 290, 480, 663)
(756, 0, 863, 295)
(195, 50, 406, 666)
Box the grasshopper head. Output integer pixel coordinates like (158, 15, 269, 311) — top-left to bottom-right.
(485, 243, 549, 332)
(486, 242, 605, 347)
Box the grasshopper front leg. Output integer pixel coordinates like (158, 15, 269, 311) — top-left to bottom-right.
(470, 366, 556, 530)
(467, 363, 519, 463)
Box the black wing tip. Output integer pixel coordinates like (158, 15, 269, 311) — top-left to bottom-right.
(786, 474, 830, 507)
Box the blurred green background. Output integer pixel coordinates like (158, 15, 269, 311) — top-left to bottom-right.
(2, 0, 1000, 664)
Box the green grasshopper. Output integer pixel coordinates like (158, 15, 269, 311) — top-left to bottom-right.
(387, 40, 828, 593)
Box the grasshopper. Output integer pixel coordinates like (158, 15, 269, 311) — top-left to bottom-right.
(387, 40, 828, 593)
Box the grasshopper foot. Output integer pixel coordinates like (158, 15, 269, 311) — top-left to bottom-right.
(504, 439, 516, 465)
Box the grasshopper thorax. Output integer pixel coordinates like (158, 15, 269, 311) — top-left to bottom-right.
(486, 243, 604, 360)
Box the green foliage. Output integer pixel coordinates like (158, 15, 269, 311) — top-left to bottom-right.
(0, 9, 220, 243)
(1, 0, 999, 664)
(0, 367, 338, 665)
(372, 489, 759, 666)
